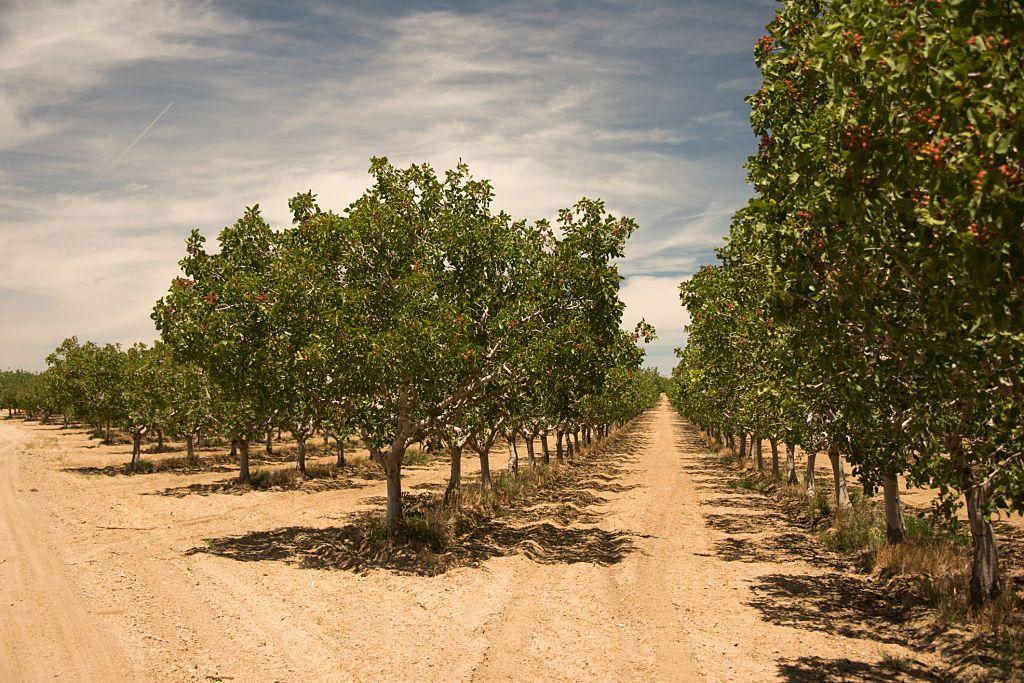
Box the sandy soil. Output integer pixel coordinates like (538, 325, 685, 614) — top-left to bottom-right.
(0, 398, 949, 681)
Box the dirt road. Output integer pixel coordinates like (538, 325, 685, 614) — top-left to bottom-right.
(0, 399, 938, 681)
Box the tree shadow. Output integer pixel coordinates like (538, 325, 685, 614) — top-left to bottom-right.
(776, 655, 943, 682)
(149, 475, 367, 498)
(189, 507, 642, 575)
(62, 456, 240, 477)
(749, 573, 923, 647)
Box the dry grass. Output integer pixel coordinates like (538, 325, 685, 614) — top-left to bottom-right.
(458, 464, 562, 513)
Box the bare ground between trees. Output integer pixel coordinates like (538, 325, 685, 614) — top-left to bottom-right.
(0, 401, 988, 681)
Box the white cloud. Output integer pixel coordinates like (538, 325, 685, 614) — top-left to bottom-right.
(0, 0, 772, 370)
(0, 0, 240, 150)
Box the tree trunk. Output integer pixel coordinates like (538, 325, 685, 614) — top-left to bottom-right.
(727, 433, 735, 457)
(881, 473, 906, 544)
(965, 483, 1000, 609)
(277, 427, 282, 441)
(230, 439, 237, 458)
(572, 431, 580, 456)
(130, 432, 142, 471)
(157, 429, 164, 453)
(540, 430, 551, 465)
(739, 432, 747, 461)
(238, 438, 251, 483)
(105, 422, 112, 444)
(507, 433, 519, 475)
(786, 442, 798, 485)
(444, 444, 462, 506)
(265, 431, 273, 455)
(826, 444, 851, 510)
(185, 434, 196, 463)
(479, 444, 492, 491)
(524, 432, 536, 468)
(555, 430, 564, 461)
(63, 414, 69, 428)
(296, 435, 307, 475)
(384, 455, 403, 533)
(805, 450, 817, 496)
(770, 438, 780, 479)
(336, 437, 345, 467)
(754, 436, 764, 473)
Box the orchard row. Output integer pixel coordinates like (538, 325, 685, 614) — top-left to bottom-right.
(2, 158, 661, 531)
(670, 0, 1022, 610)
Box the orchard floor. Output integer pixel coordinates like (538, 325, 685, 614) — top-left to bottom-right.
(0, 398, 959, 682)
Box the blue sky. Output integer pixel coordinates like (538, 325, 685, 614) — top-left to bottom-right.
(0, 0, 776, 373)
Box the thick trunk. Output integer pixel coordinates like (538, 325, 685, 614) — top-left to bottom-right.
(739, 432, 747, 461)
(965, 483, 1001, 609)
(104, 422, 112, 444)
(805, 450, 817, 496)
(714, 430, 723, 449)
(238, 439, 251, 483)
(524, 432, 536, 468)
(507, 433, 519, 475)
(754, 437, 764, 473)
(826, 445, 851, 510)
(770, 439, 780, 479)
(156, 429, 164, 452)
(728, 433, 736, 457)
(296, 436, 307, 475)
(540, 431, 551, 465)
(384, 455, 403, 532)
(130, 432, 142, 471)
(572, 431, 580, 456)
(785, 442, 798, 485)
(881, 473, 906, 543)
(185, 434, 196, 463)
(555, 430, 564, 461)
(336, 437, 346, 467)
(479, 445, 492, 491)
(230, 439, 237, 458)
(63, 414, 69, 428)
(444, 444, 462, 506)
(265, 431, 273, 455)
(277, 427, 282, 441)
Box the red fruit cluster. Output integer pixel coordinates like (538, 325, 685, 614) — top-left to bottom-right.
(908, 137, 949, 165)
(842, 30, 863, 57)
(998, 163, 1021, 183)
(202, 292, 217, 306)
(842, 125, 872, 150)
(966, 222, 991, 241)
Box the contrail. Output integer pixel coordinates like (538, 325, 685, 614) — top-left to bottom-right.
(90, 100, 175, 189)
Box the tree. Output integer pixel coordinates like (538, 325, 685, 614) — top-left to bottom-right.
(154, 207, 278, 483)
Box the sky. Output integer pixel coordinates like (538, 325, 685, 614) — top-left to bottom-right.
(0, 0, 776, 374)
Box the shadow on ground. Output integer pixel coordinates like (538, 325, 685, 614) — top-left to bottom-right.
(776, 655, 943, 682)
(675, 416, 1024, 682)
